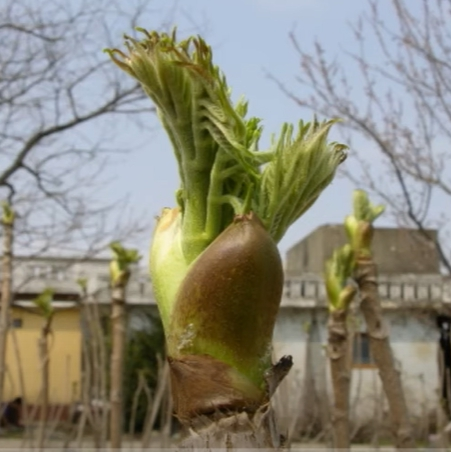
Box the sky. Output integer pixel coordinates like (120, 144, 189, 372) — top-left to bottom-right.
(106, 0, 398, 259)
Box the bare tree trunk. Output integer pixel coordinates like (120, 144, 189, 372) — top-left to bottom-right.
(355, 256, 415, 449)
(109, 284, 126, 449)
(327, 308, 351, 451)
(0, 215, 13, 407)
(95, 302, 109, 448)
(89, 297, 109, 448)
(46, 356, 73, 446)
(37, 320, 52, 452)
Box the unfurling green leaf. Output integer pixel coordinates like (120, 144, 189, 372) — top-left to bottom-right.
(106, 30, 264, 263)
(1, 201, 15, 226)
(106, 30, 347, 265)
(325, 244, 355, 311)
(345, 189, 385, 256)
(352, 189, 385, 223)
(109, 241, 141, 286)
(257, 119, 347, 242)
(33, 288, 55, 320)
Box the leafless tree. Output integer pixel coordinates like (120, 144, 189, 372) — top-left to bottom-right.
(0, 0, 191, 442)
(277, 0, 451, 273)
(0, 0, 182, 257)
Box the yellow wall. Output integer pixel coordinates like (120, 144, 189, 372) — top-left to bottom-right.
(4, 307, 81, 405)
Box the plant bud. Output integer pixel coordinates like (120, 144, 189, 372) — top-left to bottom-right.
(168, 211, 284, 390)
(149, 207, 190, 331)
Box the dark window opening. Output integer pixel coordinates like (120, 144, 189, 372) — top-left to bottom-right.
(11, 318, 23, 329)
(353, 332, 374, 366)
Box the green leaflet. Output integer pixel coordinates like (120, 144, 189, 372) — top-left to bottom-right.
(352, 189, 385, 223)
(257, 119, 347, 242)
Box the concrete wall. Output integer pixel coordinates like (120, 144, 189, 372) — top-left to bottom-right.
(272, 307, 440, 426)
(285, 225, 439, 277)
(282, 273, 447, 304)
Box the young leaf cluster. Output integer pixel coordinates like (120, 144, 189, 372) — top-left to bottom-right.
(109, 241, 141, 286)
(1, 202, 15, 226)
(325, 189, 386, 310)
(324, 244, 356, 311)
(106, 30, 347, 263)
(33, 288, 55, 320)
(345, 190, 385, 257)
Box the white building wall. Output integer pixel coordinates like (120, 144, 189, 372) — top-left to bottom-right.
(272, 306, 441, 426)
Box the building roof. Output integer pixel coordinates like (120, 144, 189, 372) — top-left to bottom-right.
(285, 224, 440, 277)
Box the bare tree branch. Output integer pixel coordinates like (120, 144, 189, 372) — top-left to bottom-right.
(0, 0, 174, 257)
(277, 0, 451, 273)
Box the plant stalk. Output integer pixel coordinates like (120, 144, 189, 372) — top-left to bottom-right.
(355, 255, 415, 449)
(109, 283, 126, 449)
(36, 316, 53, 452)
(0, 212, 13, 408)
(327, 308, 351, 451)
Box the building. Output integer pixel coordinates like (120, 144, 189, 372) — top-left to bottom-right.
(273, 225, 451, 435)
(3, 256, 156, 409)
(2, 224, 450, 435)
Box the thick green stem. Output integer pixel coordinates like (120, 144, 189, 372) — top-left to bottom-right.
(181, 166, 212, 263)
(108, 243, 139, 449)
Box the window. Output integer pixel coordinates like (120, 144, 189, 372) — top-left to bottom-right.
(353, 332, 374, 367)
(139, 281, 146, 296)
(11, 318, 23, 329)
(28, 264, 67, 280)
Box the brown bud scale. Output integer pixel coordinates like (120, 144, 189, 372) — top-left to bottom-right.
(168, 211, 284, 404)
